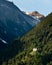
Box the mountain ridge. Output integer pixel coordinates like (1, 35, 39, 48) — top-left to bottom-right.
(1, 13, 52, 65)
(0, 0, 39, 43)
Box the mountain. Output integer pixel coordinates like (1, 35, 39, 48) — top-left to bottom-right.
(23, 11, 45, 21)
(1, 13, 52, 65)
(19, 13, 52, 65)
(0, 0, 39, 44)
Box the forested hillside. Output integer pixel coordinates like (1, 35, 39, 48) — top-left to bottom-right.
(1, 13, 52, 65)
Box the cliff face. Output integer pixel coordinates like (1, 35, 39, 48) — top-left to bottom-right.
(0, 0, 39, 44)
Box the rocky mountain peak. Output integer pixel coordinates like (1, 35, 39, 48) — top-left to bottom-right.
(23, 11, 45, 20)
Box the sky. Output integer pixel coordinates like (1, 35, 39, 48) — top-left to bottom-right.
(8, 0, 52, 16)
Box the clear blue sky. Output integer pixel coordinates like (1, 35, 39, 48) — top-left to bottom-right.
(8, 0, 52, 16)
